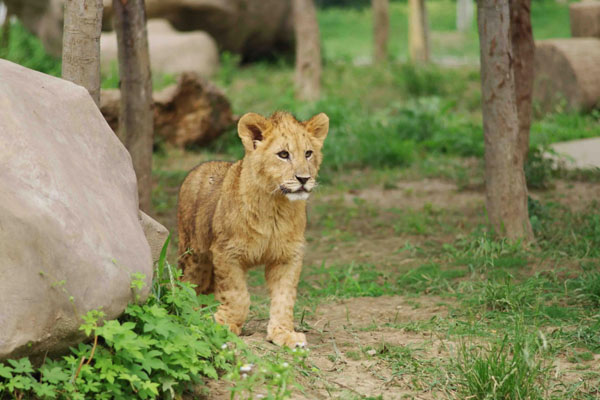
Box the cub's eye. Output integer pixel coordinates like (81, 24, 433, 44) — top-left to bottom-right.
(305, 150, 313, 159)
(277, 150, 290, 159)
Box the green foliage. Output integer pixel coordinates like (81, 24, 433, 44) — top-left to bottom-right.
(569, 269, 600, 308)
(475, 277, 542, 313)
(0, 20, 61, 76)
(0, 239, 299, 400)
(530, 200, 600, 259)
(397, 263, 465, 294)
(525, 146, 556, 190)
(447, 231, 527, 271)
(453, 329, 550, 400)
(301, 262, 395, 299)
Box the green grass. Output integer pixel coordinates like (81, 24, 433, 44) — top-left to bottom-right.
(0, 20, 61, 76)
(453, 328, 550, 400)
(318, 0, 570, 62)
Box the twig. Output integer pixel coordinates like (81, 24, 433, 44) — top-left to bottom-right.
(73, 356, 87, 382)
(85, 335, 98, 366)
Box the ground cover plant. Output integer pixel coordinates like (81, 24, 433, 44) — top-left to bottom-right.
(2, 0, 600, 398)
(0, 241, 307, 399)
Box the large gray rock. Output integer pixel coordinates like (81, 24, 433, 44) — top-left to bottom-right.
(100, 19, 219, 77)
(6, 0, 294, 60)
(0, 59, 154, 360)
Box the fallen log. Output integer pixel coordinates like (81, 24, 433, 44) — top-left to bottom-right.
(533, 38, 600, 112)
(101, 72, 234, 147)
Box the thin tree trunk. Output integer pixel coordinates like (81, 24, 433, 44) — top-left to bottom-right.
(409, 0, 429, 63)
(61, 0, 103, 106)
(456, 0, 474, 32)
(113, 0, 153, 212)
(510, 0, 534, 162)
(372, 0, 389, 63)
(477, 0, 533, 241)
(293, 0, 322, 101)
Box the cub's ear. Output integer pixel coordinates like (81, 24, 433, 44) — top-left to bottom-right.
(238, 112, 270, 152)
(305, 113, 329, 144)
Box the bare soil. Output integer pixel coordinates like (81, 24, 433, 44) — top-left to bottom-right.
(158, 169, 600, 399)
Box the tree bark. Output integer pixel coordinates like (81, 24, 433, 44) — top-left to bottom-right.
(61, 0, 103, 106)
(409, 0, 430, 63)
(477, 0, 533, 241)
(293, 0, 322, 101)
(113, 0, 153, 212)
(456, 0, 474, 32)
(509, 0, 534, 162)
(372, 0, 389, 63)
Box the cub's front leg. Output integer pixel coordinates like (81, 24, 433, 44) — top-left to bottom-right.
(265, 256, 306, 347)
(212, 250, 250, 335)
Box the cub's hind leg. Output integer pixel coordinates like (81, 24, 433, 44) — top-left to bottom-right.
(179, 249, 215, 295)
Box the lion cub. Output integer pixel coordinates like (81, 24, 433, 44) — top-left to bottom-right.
(177, 111, 329, 347)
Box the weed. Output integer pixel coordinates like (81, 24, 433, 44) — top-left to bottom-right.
(525, 146, 556, 190)
(300, 262, 394, 300)
(475, 277, 542, 312)
(397, 263, 465, 294)
(453, 330, 550, 400)
(0, 241, 299, 400)
(569, 270, 600, 308)
(449, 230, 527, 271)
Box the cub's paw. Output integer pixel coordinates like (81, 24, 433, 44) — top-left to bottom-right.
(267, 328, 307, 348)
(214, 312, 242, 335)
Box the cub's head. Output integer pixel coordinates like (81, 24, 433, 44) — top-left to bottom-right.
(238, 111, 329, 201)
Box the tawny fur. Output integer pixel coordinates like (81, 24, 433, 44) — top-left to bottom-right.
(177, 111, 329, 347)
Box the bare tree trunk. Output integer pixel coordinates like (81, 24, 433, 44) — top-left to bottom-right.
(456, 0, 474, 32)
(372, 0, 389, 63)
(477, 0, 533, 241)
(510, 0, 534, 162)
(61, 0, 103, 106)
(113, 0, 153, 212)
(293, 0, 322, 101)
(409, 0, 430, 63)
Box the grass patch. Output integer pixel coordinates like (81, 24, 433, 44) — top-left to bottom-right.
(453, 329, 550, 400)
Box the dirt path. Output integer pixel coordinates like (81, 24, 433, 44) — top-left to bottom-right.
(241, 296, 453, 400)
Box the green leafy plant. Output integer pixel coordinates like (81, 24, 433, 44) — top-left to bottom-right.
(0, 238, 300, 400)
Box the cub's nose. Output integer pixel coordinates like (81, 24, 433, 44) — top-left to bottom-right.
(296, 176, 310, 185)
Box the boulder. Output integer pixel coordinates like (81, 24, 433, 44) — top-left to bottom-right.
(533, 38, 600, 112)
(100, 72, 234, 147)
(570, 1, 600, 38)
(102, 0, 294, 60)
(139, 211, 170, 262)
(101, 19, 219, 78)
(0, 59, 154, 360)
(7, 0, 294, 60)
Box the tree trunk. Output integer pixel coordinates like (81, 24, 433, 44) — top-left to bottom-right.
(477, 0, 533, 241)
(372, 0, 389, 63)
(409, 0, 430, 63)
(510, 0, 534, 162)
(113, 0, 153, 212)
(61, 0, 103, 106)
(293, 0, 322, 101)
(456, 0, 474, 32)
